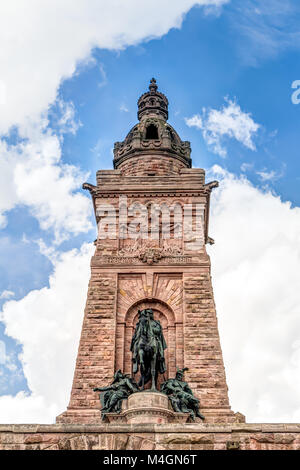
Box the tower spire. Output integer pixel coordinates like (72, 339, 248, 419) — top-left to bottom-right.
(149, 77, 158, 93)
(137, 78, 169, 121)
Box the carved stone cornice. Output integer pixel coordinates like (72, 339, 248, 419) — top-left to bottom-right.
(87, 190, 209, 198)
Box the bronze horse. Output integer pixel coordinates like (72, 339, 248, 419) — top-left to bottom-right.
(130, 309, 167, 391)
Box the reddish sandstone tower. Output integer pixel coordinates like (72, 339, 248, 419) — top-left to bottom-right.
(57, 79, 240, 425)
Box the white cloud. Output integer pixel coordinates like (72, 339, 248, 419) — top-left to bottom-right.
(256, 170, 278, 181)
(207, 165, 300, 422)
(256, 167, 285, 182)
(55, 100, 82, 136)
(90, 138, 104, 159)
(185, 114, 203, 128)
(120, 104, 129, 113)
(0, 122, 93, 243)
(0, 392, 58, 424)
(240, 162, 254, 172)
(186, 98, 260, 157)
(0, 243, 94, 423)
(0, 340, 6, 364)
(0, 140, 20, 229)
(98, 63, 108, 89)
(0, 340, 18, 373)
(0, 290, 15, 300)
(0, 0, 228, 135)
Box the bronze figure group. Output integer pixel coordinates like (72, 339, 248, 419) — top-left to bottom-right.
(94, 308, 204, 422)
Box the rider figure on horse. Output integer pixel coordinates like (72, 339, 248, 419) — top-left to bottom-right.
(131, 308, 167, 391)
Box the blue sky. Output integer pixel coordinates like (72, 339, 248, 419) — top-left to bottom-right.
(60, 3, 300, 203)
(1, 0, 300, 423)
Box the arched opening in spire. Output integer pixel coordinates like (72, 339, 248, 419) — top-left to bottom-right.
(145, 124, 158, 140)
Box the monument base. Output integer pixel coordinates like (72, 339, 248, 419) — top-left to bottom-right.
(106, 391, 189, 424)
(56, 393, 243, 425)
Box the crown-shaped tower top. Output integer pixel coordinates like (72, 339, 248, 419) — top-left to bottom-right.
(113, 78, 191, 173)
(137, 78, 169, 121)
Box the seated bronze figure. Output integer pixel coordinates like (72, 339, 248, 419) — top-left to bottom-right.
(161, 367, 205, 421)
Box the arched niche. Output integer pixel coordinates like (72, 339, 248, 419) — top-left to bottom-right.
(115, 298, 183, 388)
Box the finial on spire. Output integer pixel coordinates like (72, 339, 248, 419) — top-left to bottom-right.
(137, 78, 168, 121)
(149, 77, 158, 93)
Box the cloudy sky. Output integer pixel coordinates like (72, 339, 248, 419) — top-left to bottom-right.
(0, 0, 300, 423)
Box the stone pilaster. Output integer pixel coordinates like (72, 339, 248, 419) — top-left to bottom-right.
(183, 270, 235, 423)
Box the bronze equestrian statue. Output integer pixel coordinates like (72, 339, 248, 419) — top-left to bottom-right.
(131, 308, 167, 391)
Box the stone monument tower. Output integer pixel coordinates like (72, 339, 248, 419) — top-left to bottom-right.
(57, 78, 239, 425)
(3, 80, 300, 451)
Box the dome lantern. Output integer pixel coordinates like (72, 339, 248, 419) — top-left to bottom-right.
(137, 78, 169, 121)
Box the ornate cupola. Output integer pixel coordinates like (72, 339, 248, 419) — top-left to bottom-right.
(137, 77, 169, 121)
(113, 78, 192, 175)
